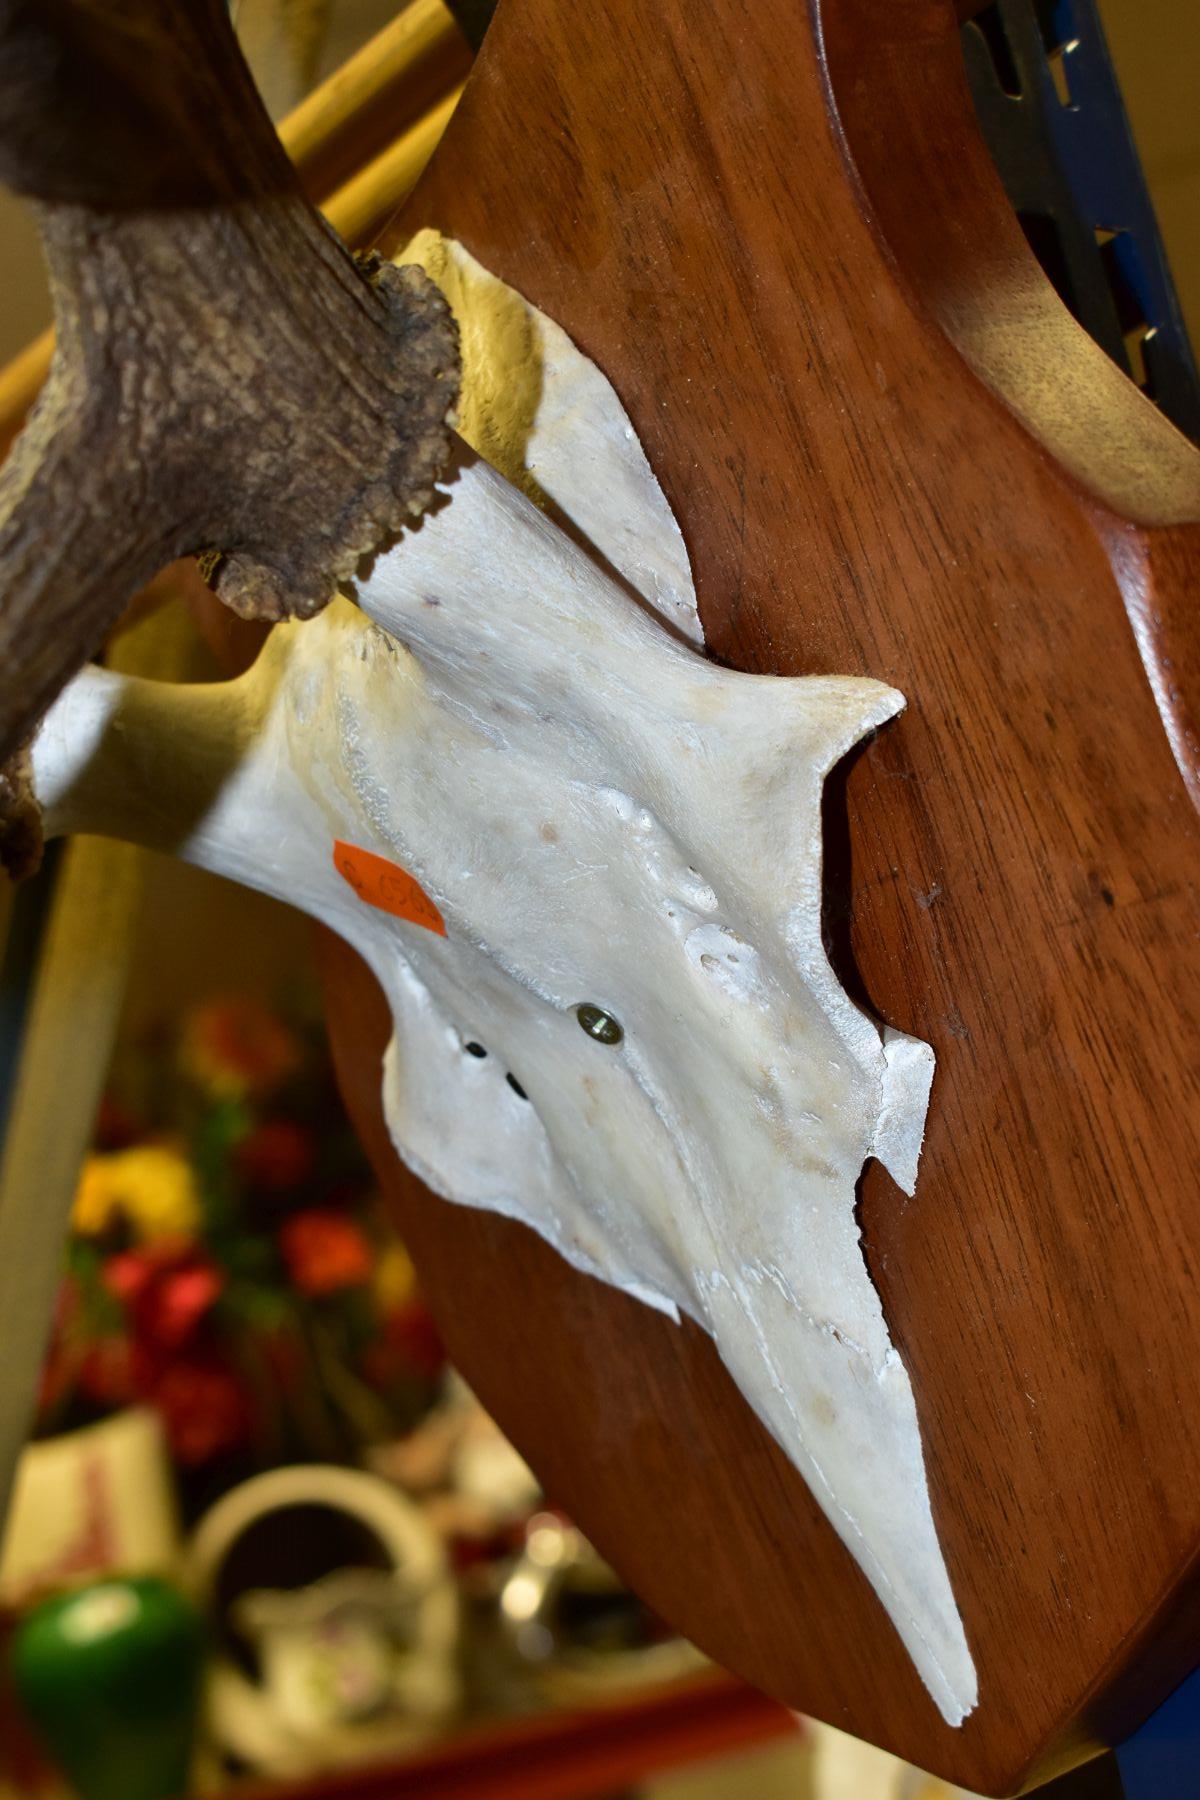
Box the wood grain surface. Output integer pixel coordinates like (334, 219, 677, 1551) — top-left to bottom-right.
(311, 0, 1200, 1790)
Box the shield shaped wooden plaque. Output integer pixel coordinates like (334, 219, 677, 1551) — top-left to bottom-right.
(317, 0, 1200, 1791)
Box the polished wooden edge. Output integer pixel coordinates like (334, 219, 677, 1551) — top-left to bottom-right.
(817, 0, 1200, 825)
(818, 0, 1200, 529)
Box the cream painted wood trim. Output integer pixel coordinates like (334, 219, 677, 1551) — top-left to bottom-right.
(0, 606, 199, 1525)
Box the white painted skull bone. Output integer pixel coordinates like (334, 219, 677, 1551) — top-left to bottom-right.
(29, 237, 976, 1724)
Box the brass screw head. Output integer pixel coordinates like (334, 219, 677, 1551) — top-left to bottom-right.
(575, 1003, 623, 1045)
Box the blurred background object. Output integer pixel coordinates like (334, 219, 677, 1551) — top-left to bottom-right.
(1, 1410, 180, 1609)
(185, 1463, 459, 1776)
(498, 1514, 707, 1707)
(10, 1575, 205, 1800)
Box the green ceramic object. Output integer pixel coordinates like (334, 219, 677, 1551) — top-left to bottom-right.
(11, 1575, 205, 1800)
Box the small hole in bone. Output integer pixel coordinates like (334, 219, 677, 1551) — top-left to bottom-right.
(506, 1073, 529, 1099)
(464, 1041, 488, 1058)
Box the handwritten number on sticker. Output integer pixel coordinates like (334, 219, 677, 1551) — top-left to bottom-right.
(333, 840, 447, 935)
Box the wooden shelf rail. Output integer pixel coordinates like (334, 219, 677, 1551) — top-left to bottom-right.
(231, 1674, 797, 1800)
(0, 0, 472, 457)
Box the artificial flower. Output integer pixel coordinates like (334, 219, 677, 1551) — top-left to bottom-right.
(72, 1145, 202, 1242)
(77, 1337, 139, 1409)
(366, 1298, 447, 1385)
(178, 995, 300, 1101)
(235, 1118, 315, 1191)
(373, 1241, 417, 1311)
(43, 992, 441, 1469)
(142, 1357, 254, 1465)
(103, 1245, 224, 1349)
(279, 1209, 373, 1296)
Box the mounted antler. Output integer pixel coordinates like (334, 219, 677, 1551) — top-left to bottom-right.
(0, 0, 460, 789)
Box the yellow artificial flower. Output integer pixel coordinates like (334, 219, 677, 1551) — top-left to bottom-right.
(72, 1145, 203, 1243)
(373, 1241, 417, 1311)
(178, 995, 300, 1101)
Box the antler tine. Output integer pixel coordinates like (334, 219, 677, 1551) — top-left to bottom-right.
(0, 0, 460, 789)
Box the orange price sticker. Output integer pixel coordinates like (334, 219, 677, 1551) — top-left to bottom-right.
(333, 840, 447, 936)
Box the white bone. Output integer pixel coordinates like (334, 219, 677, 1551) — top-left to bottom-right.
(29, 238, 976, 1724)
